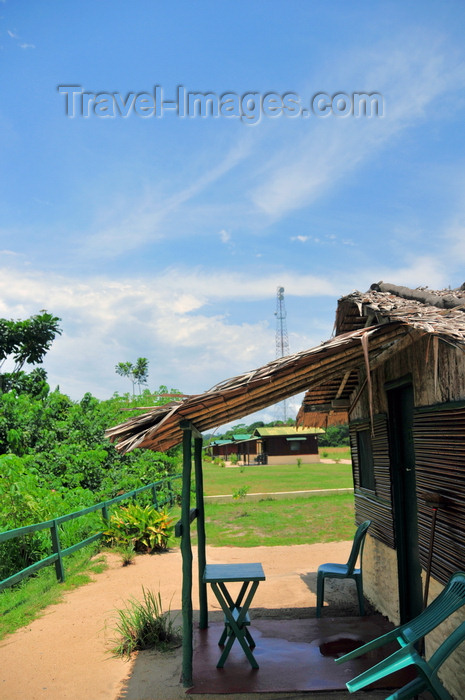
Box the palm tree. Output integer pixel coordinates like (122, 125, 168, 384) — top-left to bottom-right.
(115, 358, 149, 397)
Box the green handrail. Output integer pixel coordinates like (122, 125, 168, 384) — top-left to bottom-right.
(0, 474, 181, 592)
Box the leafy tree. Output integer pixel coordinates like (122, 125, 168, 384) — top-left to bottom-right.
(216, 417, 296, 440)
(248, 421, 265, 431)
(318, 424, 350, 447)
(0, 386, 181, 489)
(1, 368, 49, 397)
(0, 311, 61, 393)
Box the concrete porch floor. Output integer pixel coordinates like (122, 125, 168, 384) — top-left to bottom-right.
(120, 612, 431, 699)
(187, 614, 424, 697)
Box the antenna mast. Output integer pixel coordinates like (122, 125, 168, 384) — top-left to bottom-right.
(275, 286, 290, 421)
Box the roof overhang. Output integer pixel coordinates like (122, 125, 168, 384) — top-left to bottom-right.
(106, 320, 418, 454)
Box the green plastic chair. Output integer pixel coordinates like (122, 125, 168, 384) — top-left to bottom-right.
(346, 620, 465, 699)
(316, 519, 371, 617)
(335, 571, 465, 698)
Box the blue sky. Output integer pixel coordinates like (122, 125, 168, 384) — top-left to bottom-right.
(1, 1, 465, 423)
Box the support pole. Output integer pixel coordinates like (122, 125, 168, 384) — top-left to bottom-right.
(423, 507, 438, 609)
(194, 435, 208, 629)
(181, 426, 193, 688)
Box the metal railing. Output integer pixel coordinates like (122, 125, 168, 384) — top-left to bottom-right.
(0, 474, 181, 592)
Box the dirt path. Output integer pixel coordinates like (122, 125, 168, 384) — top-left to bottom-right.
(0, 542, 358, 700)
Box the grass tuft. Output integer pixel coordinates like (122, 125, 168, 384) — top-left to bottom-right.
(117, 544, 136, 567)
(109, 587, 181, 658)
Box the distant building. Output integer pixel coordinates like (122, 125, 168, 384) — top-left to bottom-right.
(208, 426, 323, 464)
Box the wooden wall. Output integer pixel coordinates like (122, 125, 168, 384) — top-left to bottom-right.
(349, 335, 465, 585)
(413, 403, 465, 584)
(263, 434, 319, 456)
(350, 414, 395, 548)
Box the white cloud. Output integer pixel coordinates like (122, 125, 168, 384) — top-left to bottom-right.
(250, 37, 465, 220)
(219, 229, 230, 243)
(0, 249, 20, 256)
(449, 225, 465, 265)
(340, 256, 449, 296)
(0, 266, 336, 401)
(6, 28, 35, 49)
(83, 138, 252, 257)
(0, 250, 457, 406)
(444, 181, 465, 269)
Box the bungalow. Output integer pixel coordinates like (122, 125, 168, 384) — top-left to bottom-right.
(207, 433, 253, 461)
(250, 426, 322, 464)
(106, 281, 465, 697)
(209, 427, 322, 464)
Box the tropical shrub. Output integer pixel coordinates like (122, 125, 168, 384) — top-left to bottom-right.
(103, 503, 174, 553)
(232, 484, 249, 500)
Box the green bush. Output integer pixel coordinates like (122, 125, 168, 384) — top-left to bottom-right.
(0, 454, 102, 581)
(0, 383, 182, 581)
(103, 503, 174, 553)
(318, 424, 350, 447)
(232, 485, 249, 500)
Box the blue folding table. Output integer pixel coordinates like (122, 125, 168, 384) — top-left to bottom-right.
(203, 562, 266, 669)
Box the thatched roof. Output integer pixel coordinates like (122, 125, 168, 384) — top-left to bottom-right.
(106, 282, 465, 454)
(297, 282, 465, 427)
(336, 282, 465, 339)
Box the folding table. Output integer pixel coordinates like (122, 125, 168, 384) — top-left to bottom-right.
(203, 562, 266, 669)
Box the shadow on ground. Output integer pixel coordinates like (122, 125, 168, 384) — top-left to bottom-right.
(117, 609, 427, 700)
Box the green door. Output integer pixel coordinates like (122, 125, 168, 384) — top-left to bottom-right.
(387, 381, 423, 623)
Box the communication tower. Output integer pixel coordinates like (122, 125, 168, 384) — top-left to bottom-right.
(275, 286, 290, 421)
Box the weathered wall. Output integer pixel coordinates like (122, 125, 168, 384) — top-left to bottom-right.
(363, 534, 400, 624)
(423, 577, 465, 700)
(351, 334, 465, 420)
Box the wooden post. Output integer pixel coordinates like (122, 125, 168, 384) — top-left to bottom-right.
(181, 425, 193, 688)
(194, 435, 208, 629)
(50, 520, 65, 583)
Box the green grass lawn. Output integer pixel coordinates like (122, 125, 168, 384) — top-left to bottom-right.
(193, 493, 356, 547)
(319, 446, 352, 461)
(185, 453, 356, 547)
(201, 459, 353, 496)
